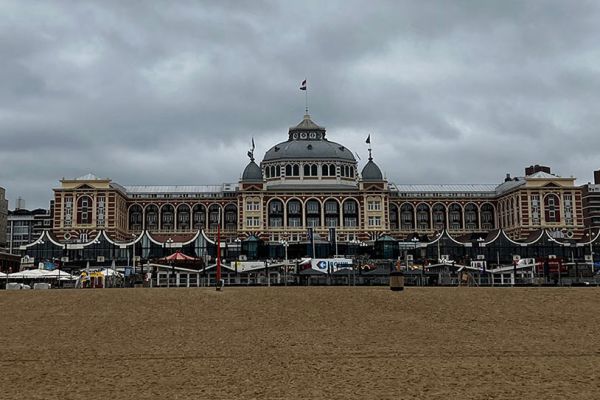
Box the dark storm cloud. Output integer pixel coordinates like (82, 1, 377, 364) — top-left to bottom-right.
(1, 0, 600, 208)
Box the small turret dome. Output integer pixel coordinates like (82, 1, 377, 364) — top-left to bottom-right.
(241, 161, 263, 182)
(361, 160, 383, 181)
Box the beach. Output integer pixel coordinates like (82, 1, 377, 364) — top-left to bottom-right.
(0, 287, 598, 399)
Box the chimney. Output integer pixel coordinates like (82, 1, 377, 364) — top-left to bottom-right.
(504, 173, 512, 182)
(525, 164, 551, 176)
(594, 169, 600, 184)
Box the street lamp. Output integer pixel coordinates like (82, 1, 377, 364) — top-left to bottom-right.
(279, 239, 289, 286)
(477, 237, 486, 285)
(411, 237, 420, 283)
(166, 237, 174, 287)
(586, 228, 595, 274)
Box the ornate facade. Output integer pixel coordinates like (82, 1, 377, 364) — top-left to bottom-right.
(50, 114, 585, 248)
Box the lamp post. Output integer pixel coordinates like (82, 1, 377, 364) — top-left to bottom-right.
(279, 239, 289, 286)
(586, 228, 595, 274)
(411, 237, 420, 284)
(477, 237, 486, 285)
(166, 237, 174, 287)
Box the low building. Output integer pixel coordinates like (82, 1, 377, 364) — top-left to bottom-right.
(6, 206, 53, 254)
(0, 187, 7, 250)
(582, 170, 600, 231)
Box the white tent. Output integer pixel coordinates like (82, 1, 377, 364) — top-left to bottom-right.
(43, 269, 77, 280)
(8, 269, 50, 279)
(8, 269, 76, 280)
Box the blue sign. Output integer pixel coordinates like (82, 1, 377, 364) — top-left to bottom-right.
(317, 261, 327, 270)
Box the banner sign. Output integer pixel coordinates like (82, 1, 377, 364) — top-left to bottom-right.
(310, 258, 353, 273)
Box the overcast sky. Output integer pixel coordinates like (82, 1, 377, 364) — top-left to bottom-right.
(1, 0, 600, 209)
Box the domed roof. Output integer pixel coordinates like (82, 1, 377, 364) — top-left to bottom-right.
(262, 114, 356, 162)
(241, 161, 263, 182)
(361, 160, 383, 181)
(263, 140, 355, 162)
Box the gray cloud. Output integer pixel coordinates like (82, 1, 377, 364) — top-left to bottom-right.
(1, 0, 600, 209)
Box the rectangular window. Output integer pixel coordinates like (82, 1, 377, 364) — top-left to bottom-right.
(288, 217, 301, 227)
(306, 202, 319, 213)
(307, 217, 319, 227)
(269, 218, 283, 227)
(367, 201, 381, 211)
(368, 216, 381, 226)
(288, 203, 301, 214)
(343, 202, 356, 214)
(344, 217, 357, 227)
(246, 217, 260, 227)
(246, 201, 260, 211)
(326, 217, 338, 227)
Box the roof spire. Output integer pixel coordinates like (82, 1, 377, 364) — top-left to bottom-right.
(300, 78, 308, 114)
(366, 134, 372, 161)
(247, 137, 255, 162)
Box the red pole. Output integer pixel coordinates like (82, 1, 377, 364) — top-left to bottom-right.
(216, 221, 221, 283)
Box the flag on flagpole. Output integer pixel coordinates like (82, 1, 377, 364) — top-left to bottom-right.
(300, 79, 307, 90)
(365, 134, 371, 144)
(251, 137, 255, 151)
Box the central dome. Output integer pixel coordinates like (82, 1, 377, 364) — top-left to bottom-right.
(262, 114, 356, 162)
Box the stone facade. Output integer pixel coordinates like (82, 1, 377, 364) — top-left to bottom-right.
(48, 115, 586, 245)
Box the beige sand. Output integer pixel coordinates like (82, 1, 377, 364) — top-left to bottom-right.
(0, 287, 598, 399)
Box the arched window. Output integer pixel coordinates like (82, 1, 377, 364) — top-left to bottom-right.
(324, 200, 339, 227)
(465, 203, 478, 230)
(390, 204, 399, 230)
(416, 204, 430, 230)
(145, 205, 159, 231)
(322, 164, 329, 176)
(305, 200, 321, 227)
(287, 200, 302, 227)
(275, 165, 280, 177)
(481, 204, 495, 230)
(268, 200, 284, 227)
(129, 205, 143, 231)
(304, 164, 310, 176)
(161, 205, 175, 231)
(311, 164, 318, 176)
(329, 164, 336, 176)
(292, 165, 299, 176)
(342, 199, 358, 227)
(208, 205, 221, 229)
(448, 204, 462, 230)
(177, 205, 191, 231)
(76, 196, 93, 225)
(285, 165, 292, 176)
(544, 194, 560, 223)
(224, 204, 237, 230)
(400, 204, 415, 230)
(433, 204, 446, 230)
(192, 204, 206, 230)
(265, 167, 270, 178)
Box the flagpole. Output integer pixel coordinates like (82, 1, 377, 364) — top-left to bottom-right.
(305, 86, 308, 114)
(216, 212, 222, 290)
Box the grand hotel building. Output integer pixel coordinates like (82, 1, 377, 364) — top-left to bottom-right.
(48, 113, 585, 256)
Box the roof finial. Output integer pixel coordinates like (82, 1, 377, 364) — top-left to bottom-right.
(247, 137, 255, 162)
(300, 79, 308, 114)
(365, 134, 372, 161)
